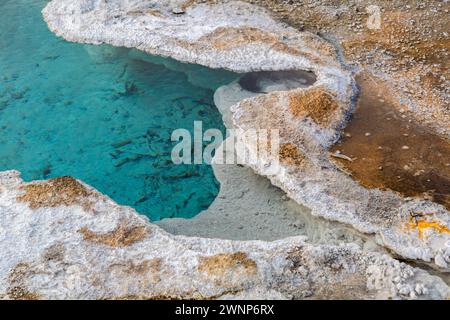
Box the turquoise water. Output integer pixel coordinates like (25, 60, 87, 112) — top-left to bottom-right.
(0, 0, 238, 220)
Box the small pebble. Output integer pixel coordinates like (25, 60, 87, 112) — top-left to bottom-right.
(402, 145, 410, 150)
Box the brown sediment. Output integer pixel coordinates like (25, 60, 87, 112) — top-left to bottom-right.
(42, 243, 65, 262)
(198, 252, 257, 276)
(330, 74, 450, 210)
(289, 87, 339, 126)
(7, 263, 41, 300)
(17, 176, 93, 210)
(180, 0, 197, 11)
(79, 221, 149, 247)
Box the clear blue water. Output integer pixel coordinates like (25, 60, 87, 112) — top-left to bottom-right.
(0, 0, 238, 220)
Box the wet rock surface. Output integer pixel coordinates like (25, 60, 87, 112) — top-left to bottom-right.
(0, 0, 448, 299)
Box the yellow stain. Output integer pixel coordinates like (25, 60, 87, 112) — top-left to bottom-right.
(407, 216, 450, 239)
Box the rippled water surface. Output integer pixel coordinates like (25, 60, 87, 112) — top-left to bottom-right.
(0, 0, 238, 220)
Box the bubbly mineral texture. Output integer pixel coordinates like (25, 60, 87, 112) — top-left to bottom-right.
(0, 0, 446, 299)
(238, 0, 450, 137)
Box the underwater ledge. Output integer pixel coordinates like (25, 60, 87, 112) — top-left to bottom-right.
(0, 0, 448, 299)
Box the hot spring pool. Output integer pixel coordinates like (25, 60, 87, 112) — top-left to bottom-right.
(0, 0, 238, 220)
